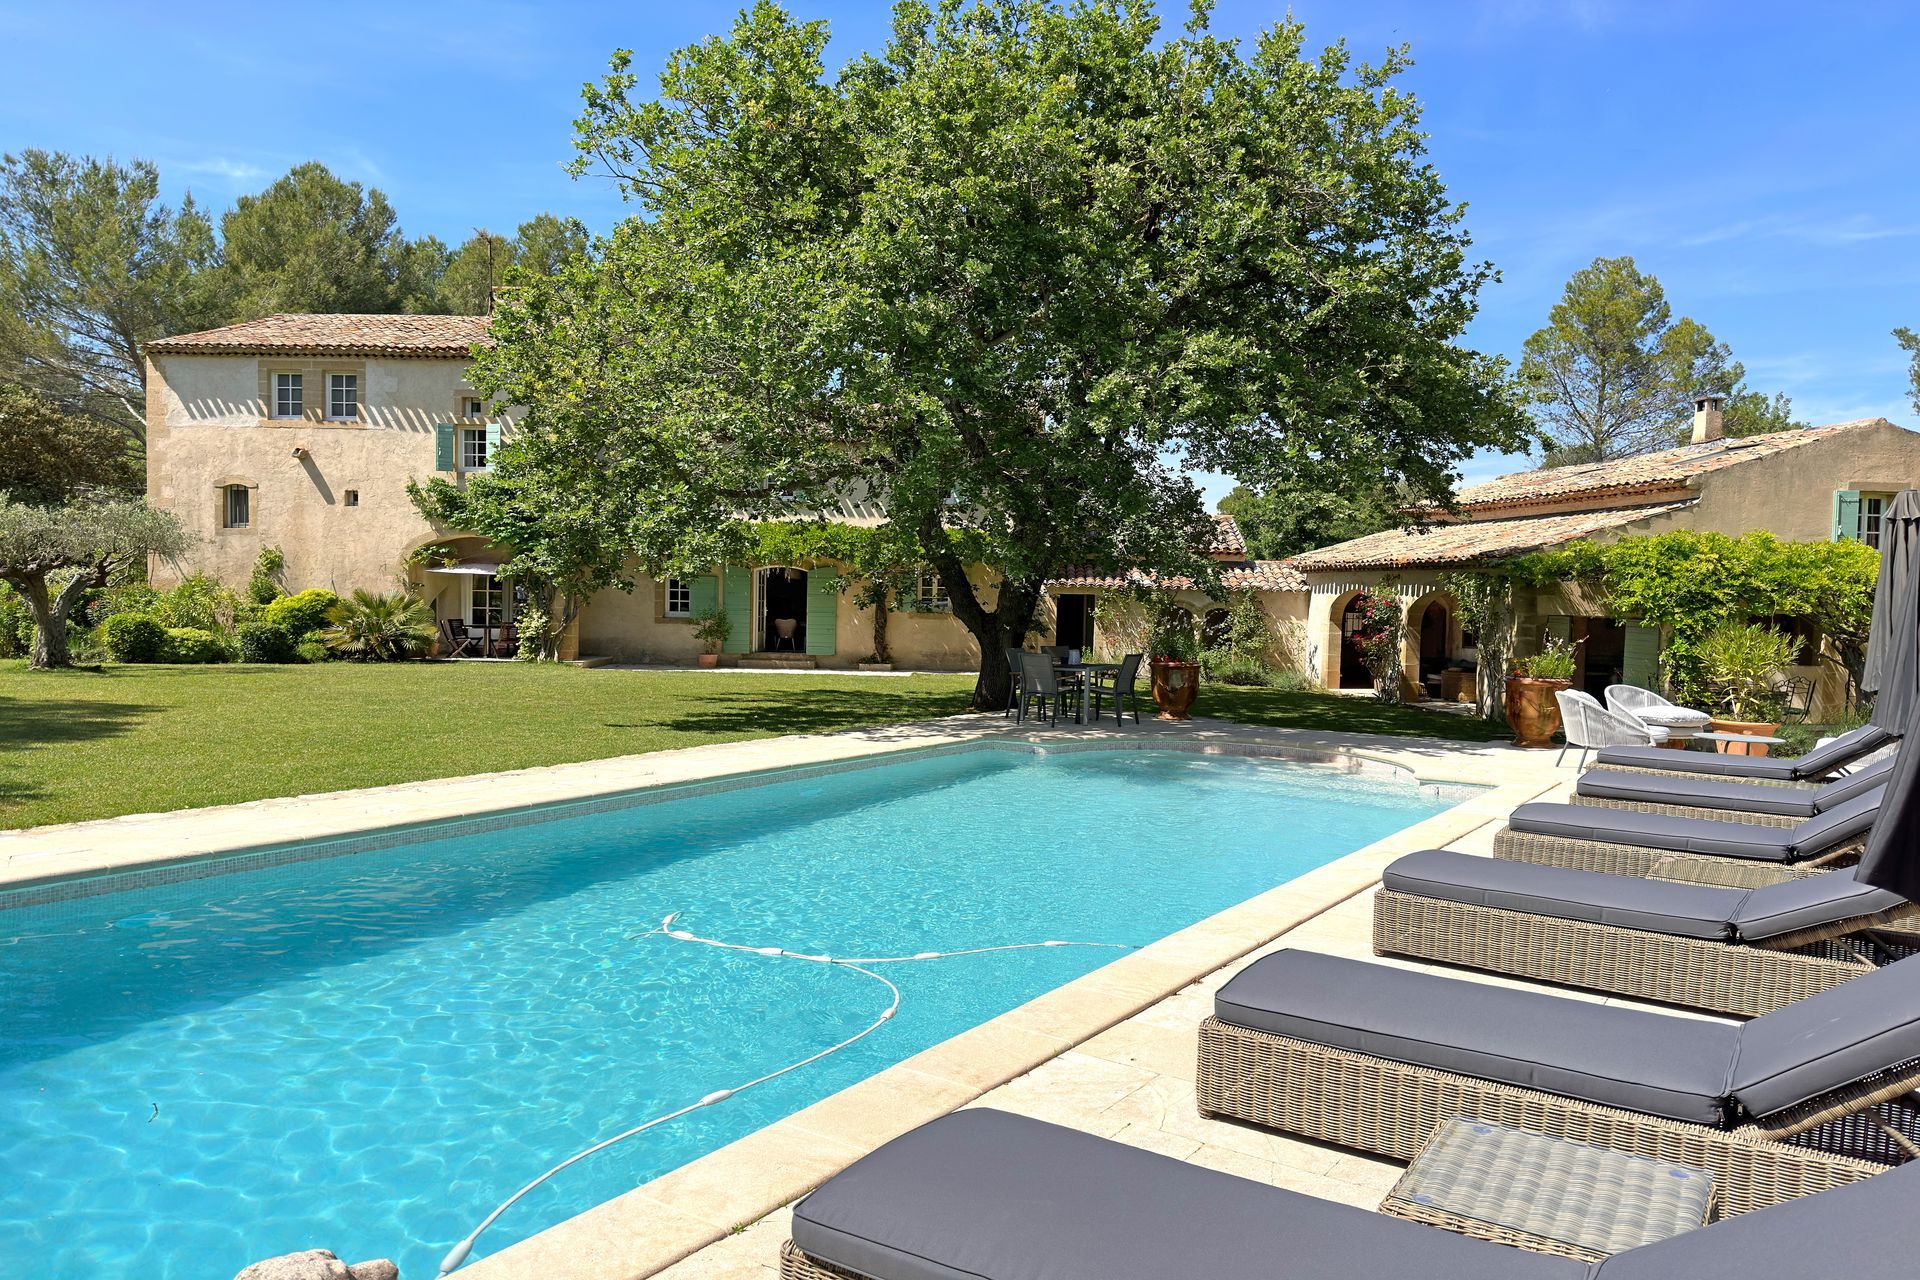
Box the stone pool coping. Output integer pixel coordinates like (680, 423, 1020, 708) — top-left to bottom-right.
(0, 712, 1567, 1277)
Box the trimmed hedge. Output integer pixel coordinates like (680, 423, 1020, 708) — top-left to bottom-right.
(101, 612, 167, 663)
(159, 627, 230, 664)
(237, 621, 296, 664)
(261, 589, 340, 639)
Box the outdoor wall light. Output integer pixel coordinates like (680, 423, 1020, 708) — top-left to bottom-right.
(291, 446, 310, 459)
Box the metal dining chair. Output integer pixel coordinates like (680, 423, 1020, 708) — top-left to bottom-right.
(1004, 647, 1027, 718)
(1017, 651, 1077, 725)
(1090, 653, 1144, 726)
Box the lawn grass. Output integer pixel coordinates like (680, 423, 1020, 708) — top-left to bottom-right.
(1, 662, 1505, 829)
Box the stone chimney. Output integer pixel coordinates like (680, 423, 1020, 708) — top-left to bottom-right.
(1691, 393, 1725, 444)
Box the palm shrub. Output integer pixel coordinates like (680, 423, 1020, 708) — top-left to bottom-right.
(319, 590, 436, 661)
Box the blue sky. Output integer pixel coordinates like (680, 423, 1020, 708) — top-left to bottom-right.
(5, 1, 1917, 500)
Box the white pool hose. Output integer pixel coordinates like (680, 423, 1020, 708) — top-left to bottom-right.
(435, 913, 1131, 1275)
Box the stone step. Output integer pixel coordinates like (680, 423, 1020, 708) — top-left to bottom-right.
(735, 655, 819, 669)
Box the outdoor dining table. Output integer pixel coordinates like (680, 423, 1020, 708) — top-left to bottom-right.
(1052, 661, 1121, 725)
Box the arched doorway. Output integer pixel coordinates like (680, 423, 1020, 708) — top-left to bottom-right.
(1337, 594, 1374, 688)
(757, 566, 807, 651)
(1404, 590, 1460, 700)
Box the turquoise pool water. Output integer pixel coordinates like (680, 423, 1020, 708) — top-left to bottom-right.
(0, 746, 1467, 1278)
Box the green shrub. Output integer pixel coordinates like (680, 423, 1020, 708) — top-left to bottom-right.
(248, 546, 287, 605)
(262, 588, 340, 639)
(0, 584, 33, 658)
(151, 573, 246, 633)
(1512, 635, 1579, 681)
(320, 590, 436, 661)
(1696, 623, 1796, 722)
(294, 638, 330, 664)
(1201, 649, 1277, 687)
(101, 612, 167, 663)
(158, 626, 229, 664)
(236, 621, 296, 663)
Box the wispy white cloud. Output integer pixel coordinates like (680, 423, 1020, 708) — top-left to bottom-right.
(173, 157, 269, 183)
(1679, 213, 1920, 250)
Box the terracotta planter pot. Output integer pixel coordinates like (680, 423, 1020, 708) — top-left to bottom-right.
(1505, 676, 1572, 749)
(696, 653, 720, 669)
(1710, 718, 1780, 756)
(1149, 658, 1201, 721)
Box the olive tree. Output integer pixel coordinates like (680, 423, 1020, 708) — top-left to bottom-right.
(0, 496, 186, 667)
(477, 0, 1527, 708)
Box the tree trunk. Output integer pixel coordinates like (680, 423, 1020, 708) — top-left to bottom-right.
(21, 572, 89, 670)
(871, 587, 891, 664)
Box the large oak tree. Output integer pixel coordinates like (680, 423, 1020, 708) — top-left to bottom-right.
(476, 0, 1527, 708)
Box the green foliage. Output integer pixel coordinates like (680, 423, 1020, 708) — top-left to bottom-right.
(219, 162, 444, 315)
(1537, 531, 1873, 706)
(1345, 590, 1406, 701)
(1897, 327, 1920, 416)
(319, 589, 436, 661)
(1696, 623, 1796, 722)
(0, 494, 187, 667)
(0, 582, 30, 656)
(294, 638, 330, 664)
(1722, 389, 1805, 438)
(247, 545, 286, 604)
(691, 605, 732, 654)
(409, 467, 629, 660)
(1148, 606, 1201, 663)
(1518, 256, 1794, 462)
(237, 620, 296, 663)
(261, 588, 340, 640)
(144, 572, 246, 633)
(482, 1, 1527, 710)
(0, 381, 141, 502)
(1200, 591, 1283, 685)
(437, 215, 590, 315)
(158, 626, 228, 664)
(1511, 635, 1578, 681)
(1217, 479, 1402, 560)
(0, 149, 225, 441)
(100, 611, 165, 662)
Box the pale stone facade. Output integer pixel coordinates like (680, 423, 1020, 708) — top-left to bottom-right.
(143, 316, 1306, 671)
(1295, 412, 1920, 718)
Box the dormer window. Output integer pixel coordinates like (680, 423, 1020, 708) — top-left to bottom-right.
(272, 373, 303, 419)
(463, 396, 486, 419)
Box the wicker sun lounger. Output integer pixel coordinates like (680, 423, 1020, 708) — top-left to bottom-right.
(1492, 787, 1885, 887)
(782, 1107, 1920, 1280)
(1591, 723, 1896, 786)
(1195, 949, 1920, 1216)
(1373, 851, 1919, 1015)
(1570, 757, 1896, 827)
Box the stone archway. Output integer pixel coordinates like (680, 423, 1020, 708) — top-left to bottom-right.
(1323, 590, 1376, 689)
(1403, 589, 1460, 700)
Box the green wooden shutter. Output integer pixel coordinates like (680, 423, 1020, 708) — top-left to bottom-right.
(805, 572, 838, 655)
(722, 565, 751, 653)
(484, 421, 502, 467)
(1832, 490, 1863, 541)
(688, 574, 718, 616)
(434, 422, 456, 471)
(1622, 625, 1661, 690)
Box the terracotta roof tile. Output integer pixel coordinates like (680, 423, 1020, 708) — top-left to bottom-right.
(1049, 559, 1304, 592)
(1452, 421, 1891, 512)
(1206, 513, 1246, 555)
(147, 313, 493, 358)
(1293, 502, 1696, 572)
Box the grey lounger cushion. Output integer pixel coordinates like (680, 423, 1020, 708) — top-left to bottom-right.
(1729, 873, 1910, 942)
(790, 1109, 1585, 1280)
(1509, 787, 1883, 862)
(1730, 952, 1920, 1119)
(1594, 1157, 1920, 1279)
(1384, 849, 1744, 940)
(1386, 852, 1909, 944)
(1214, 950, 1739, 1125)
(1595, 723, 1894, 782)
(1574, 758, 1895, 819)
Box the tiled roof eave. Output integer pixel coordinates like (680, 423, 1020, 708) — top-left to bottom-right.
(1456, 480, 1694, 515)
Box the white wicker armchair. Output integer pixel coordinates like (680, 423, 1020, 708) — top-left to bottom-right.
(1556, 689, 1667, 767)
(1604, 683, 1713, 726)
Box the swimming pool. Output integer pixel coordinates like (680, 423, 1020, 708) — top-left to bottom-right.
(0, 744, 1470, 1278)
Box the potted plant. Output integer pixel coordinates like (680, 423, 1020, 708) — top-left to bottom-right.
(691, 606, 731, 668)
(1505, 636, 1578, 749)
(1698, 623, 1795, 756)
(1147, 608, 1202, 720)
